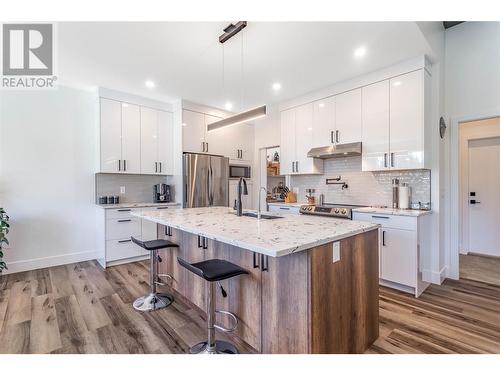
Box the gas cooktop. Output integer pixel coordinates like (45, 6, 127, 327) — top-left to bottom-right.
(299, 203, 366, 219)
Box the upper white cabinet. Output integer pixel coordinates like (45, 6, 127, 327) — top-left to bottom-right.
(335, 88, 362, 144)
(100, 99, 141, 174)
(361, 80, 390, 171)
(99, 97, 174, 175)
(280, 104, 323, 175)
(183, 109, 254, 162)
(312, 97, 335, 148)
(362, 69, 430, 171)
(140, 107, 174, 175)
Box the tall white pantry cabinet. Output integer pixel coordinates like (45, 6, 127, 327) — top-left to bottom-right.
(98, 97, 174, 175)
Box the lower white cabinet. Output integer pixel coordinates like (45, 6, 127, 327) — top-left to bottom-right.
(352, 211, 432, 297)
(267, 204, 301, 215)
(96, 205, 179, 268)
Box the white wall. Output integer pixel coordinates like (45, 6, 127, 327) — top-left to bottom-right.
(445, 22, 500, 279)
(0, 86, 99, 273)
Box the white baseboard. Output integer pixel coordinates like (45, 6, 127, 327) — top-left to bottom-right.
(422, 266, 448, 285)
(1, 250, 99, 275)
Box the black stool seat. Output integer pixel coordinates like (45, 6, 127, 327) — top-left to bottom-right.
(178, 258, 248, 282)
(131, 237, 179, 251)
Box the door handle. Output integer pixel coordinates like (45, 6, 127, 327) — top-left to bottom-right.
(336, 130, 339, 143)
(470, 200, 481, 204)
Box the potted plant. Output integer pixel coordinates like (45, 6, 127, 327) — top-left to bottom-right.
(0, 208, 9, 273)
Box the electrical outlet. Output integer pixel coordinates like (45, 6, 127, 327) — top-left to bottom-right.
(332, 242, 340, 263)
(120, 186, 126, 194)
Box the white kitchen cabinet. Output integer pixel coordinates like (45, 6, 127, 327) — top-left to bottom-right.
(204, 114, 225, 155)
(267, 204, 300, 215)
(361, 69, 430, 171)
(352, 211, 432, 297)
(312, 97, 335, 147)
(361, 80, 390, 171)
(140, 107, 174, 175)
(335, 88, 362, 145)
(280, 105, 323, 175)
(182, 109, 207, 153)
(100, 99, 122, 173)
(389, 70, 425, 170)
(222, 123, 254, 162)
(100, 99, 141, 174)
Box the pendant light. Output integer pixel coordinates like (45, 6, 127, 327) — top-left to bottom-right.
(208, 22, 267, 132)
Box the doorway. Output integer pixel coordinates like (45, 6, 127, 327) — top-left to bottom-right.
(457, 117, 500, 284)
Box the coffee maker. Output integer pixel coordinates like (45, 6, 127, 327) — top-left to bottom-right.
(154, 183, 171, 203)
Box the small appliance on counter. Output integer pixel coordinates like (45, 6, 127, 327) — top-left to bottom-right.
(154, 183, 171, 203)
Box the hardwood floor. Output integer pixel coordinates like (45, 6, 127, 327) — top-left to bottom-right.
(460, 253, 500, 286)
(1, 258, 500, 354)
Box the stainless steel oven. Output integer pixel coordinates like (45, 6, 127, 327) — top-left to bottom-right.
(229, 164, 251, 179)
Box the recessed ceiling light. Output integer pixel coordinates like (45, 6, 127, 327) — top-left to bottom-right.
(182, 123, 187, 127)
(272, 82, 281, 91)
(225, 101, 233, 111)
(318, 102, 325, 108)
(393, 81, 402, 87)
(145, 80, 156, 88)
(354, 46, 366, 59)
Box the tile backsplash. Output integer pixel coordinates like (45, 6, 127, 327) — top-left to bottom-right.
(290, 156, 431, 207)
(95, 173, 171, 203)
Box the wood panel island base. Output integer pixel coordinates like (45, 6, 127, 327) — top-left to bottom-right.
(134, 207, 380, 354)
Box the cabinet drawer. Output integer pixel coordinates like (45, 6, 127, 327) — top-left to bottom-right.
(106, 239, 149, 262)
(106, 218, 141, 240)
(352, 212, 416, 230)
(106, 208, 141, 219)
(268, 205, 300, 214)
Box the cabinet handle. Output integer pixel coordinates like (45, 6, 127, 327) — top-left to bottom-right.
(156, 206, 169, 210)
(203, 237, 208, 250)
(382, 230, 386, 246)
(390, 153, 395, 168)
(159, 162, 162, 173)
(118, 239, 132, 243)
(155, 162, 158, 173)
(118, 160, 121, 171)
(279, 207, 290, 210)
(117, 219, 131, 223)
(336, 130, 339, 143)
(260, 254, 268, 272)
(123, 160, 127, 171)
(372, 215, 390, 219)
(198, 235, 202, 248)
(291, 162, 295, 173)
(384, 153, 388, 168)
(330, 130, 334, 144)
(296, 161, 299, 172)
(206, 143, 208, 153)
(117, 209, 131, 212)
(253, 252, 260, 269)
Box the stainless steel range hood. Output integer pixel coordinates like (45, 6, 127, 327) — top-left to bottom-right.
(307, 142, 362, 159)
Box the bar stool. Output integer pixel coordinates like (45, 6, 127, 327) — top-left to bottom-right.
(131, 236, 179, 312)
(177, 257, 248, 354)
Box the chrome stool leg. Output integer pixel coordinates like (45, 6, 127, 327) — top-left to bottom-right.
(133, 249, 174, 312)
(190, 282, 239, 354)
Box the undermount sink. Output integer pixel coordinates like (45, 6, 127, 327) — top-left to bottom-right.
(240, 212, 283, 220)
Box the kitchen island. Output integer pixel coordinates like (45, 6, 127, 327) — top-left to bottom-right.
(134, 206, 380, 354)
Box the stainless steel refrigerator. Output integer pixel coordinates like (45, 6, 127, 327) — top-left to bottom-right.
(183, 153, 229, 208)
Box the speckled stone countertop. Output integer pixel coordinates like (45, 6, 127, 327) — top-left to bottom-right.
(134, 206, 379, 257)
(352, 207, 432, 217)
(96, 202, 180, 209)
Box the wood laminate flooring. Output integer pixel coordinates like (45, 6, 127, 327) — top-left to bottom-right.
(460, 253, 500, 287)
(1, 258, 500, 354)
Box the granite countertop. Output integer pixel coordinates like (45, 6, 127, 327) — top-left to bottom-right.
(352, 207, 432, 217)
(96, 202, 180, 209)
(134, 206, 379, 257)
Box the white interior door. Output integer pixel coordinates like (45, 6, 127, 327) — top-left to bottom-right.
(468, 137, 500, 256)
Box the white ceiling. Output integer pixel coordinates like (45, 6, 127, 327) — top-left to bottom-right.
(58, 22, 432, 111)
